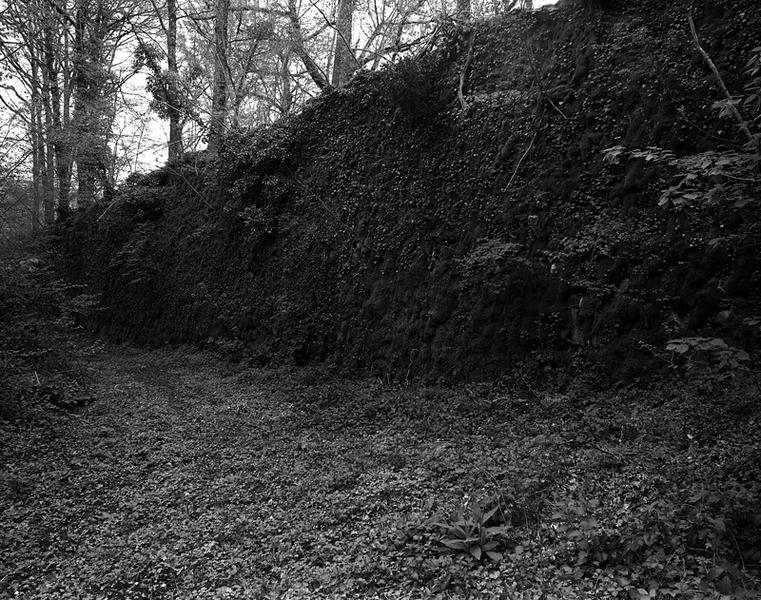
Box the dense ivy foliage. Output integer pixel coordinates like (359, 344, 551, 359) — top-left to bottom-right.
(59, 0, 760, 381)
(0, 242, 98, 420)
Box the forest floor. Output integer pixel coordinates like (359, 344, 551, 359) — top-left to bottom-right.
(2, 338, 761, 600)
(1, 253, 761, 600)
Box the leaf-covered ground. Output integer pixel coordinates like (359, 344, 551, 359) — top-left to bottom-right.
(1, 342, 760, 599)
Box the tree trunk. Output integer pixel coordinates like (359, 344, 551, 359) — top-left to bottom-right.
(31, 102, 43, 232)
(207, 0, 230, 155)
(30, 47, 45, 230)
(280, 50, 292, 117)
(288, 0, 332, 92)
(58, 15, 73, 215)
(331, 0, 355, 88)
(167, 0, 183, 162)
(41, 61, 56, 225)
(72, 0, 96, 209)
(71, 0, 111, 209)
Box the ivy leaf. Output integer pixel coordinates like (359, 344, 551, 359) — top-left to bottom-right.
(481, 505, 499, 523)
(666, 342, 689, 354)
(441, 539, 467, 551)
(716, 575, 733, 595)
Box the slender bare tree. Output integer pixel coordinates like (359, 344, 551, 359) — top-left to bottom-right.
(207, 0, 230, 153)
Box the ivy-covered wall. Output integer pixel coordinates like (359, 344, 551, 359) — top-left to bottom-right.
(61, 0, 761, 381)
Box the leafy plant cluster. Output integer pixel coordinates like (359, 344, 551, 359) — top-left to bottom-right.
(636, 334, 757, 427)
(383, 57, 440, 121)
(94, 170, 167, 234)
(713, 44, 761, 145)
(132, 42, 198, 123)
(433, 499, 510, 561)
(372, 361, 761, 598)
(603, 146, 759, 215)
(218, 125, 295, 208)
(0, 249, 98, 421)
(604, 43, 761, 217)
(744, 46, 761, 114)
(547, 476, 761, 599)
(589, 43, 761, 370)
(665, 336, 751, 371)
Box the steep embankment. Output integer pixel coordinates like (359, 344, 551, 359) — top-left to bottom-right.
(61, 0, 761, 380)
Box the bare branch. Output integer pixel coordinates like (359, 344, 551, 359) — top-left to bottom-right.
(687, 13, 755, 147)
(458, 30, 475, 111)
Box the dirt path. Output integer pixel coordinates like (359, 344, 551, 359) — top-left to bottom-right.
(2, 344, 759, 599)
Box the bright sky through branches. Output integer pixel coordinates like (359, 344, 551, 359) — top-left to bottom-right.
(0, 0, 560, 181)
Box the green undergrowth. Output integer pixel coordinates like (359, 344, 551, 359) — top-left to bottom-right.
(1, 343, 759, 599)
(0, 243, 100, 422)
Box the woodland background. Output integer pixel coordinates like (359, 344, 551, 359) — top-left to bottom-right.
(1, 0, 761, 598)
(0, 0, 551, 227)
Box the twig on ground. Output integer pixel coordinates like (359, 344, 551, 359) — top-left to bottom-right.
(592, 443, 625, 463)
